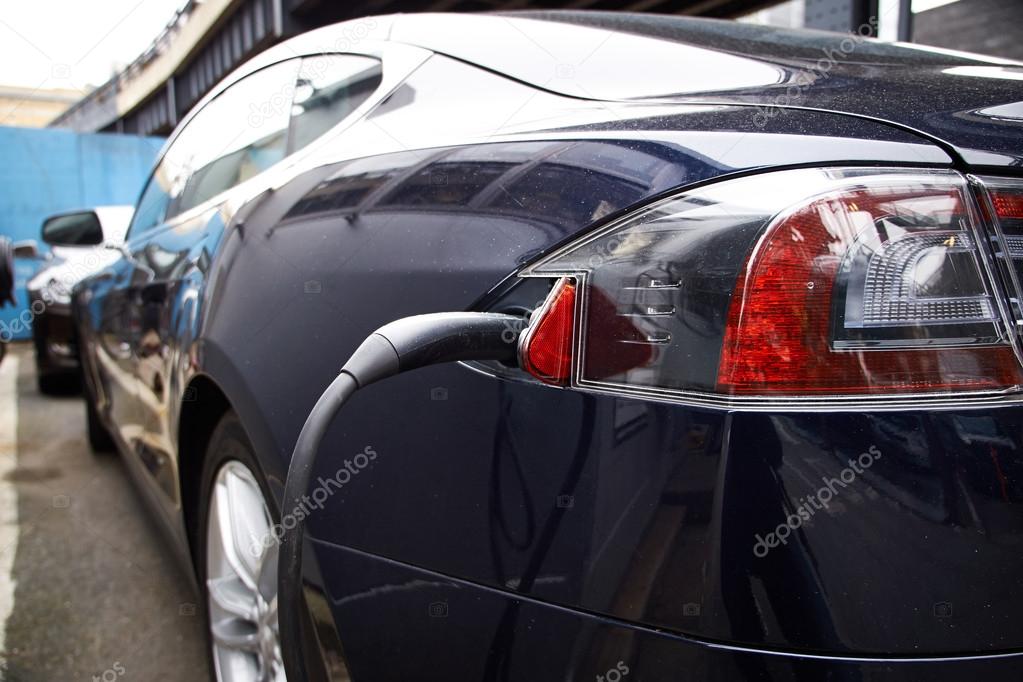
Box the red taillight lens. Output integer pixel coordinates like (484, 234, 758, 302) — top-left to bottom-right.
(519, 168, 1023, 405)
(992, 191, 1023, 220)
(717, 186, 1023, 394)
(519, 278, 576, 385)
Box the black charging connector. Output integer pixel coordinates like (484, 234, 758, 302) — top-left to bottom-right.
(279, 312, 521, 681)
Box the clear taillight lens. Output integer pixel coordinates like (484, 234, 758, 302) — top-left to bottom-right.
(979, 176, 1023, 342)
(518, 168, 1023, 404)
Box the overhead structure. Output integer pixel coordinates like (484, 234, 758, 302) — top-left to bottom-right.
(50, 0, 892, 136)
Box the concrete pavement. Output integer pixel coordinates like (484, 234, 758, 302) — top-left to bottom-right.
(0, 344, 208, 681)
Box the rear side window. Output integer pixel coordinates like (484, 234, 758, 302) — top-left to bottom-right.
(288, 55, 382, 153)
(175, 59, 301, 216)
(127, 59, 301, 237)
(127, 54, 382, 240)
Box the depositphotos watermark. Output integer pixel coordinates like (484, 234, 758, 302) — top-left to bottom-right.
(752, 16, 878, 128)
(248, 18, 378, 128)
(0, 248, 111, 343)
(250, 445, 378, 556)
(753, 445, 882, 558)
(596, 661, 629, 682)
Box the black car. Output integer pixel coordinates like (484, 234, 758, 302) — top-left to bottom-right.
(0, 236, 17, 365)
(74, 12, 1023, 682)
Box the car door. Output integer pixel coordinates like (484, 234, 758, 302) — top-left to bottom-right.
(122, 58, 304, 511)
(90, 253, 144, 448)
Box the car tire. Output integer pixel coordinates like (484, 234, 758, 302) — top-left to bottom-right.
(197, 411, 285, 682)
(85, 394, 115, 453)
(37, 370, 80, 395)
(38, 371, 64, 395)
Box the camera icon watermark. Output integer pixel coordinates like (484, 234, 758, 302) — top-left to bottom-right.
(430, 387, 448, 401)
(51, 63, 71, 80)
(555, 63, 575, 79)
(556, 494, 574, 509)
(92, 661, 125, 682)
(428, 601, 448, 618)
(304, 280, 322, 294)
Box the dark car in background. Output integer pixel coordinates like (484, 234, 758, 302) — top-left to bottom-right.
(0, 236, 21, 365)
(73, 12, 1023, 682)
(28, 206, 133, 393)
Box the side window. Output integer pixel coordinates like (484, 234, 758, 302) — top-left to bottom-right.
(127, 59, 301, 238)
(289, 55, 382, 154)
(174, 59, 300, 216)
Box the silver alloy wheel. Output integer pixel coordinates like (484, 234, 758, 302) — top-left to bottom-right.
(206, 460, 285, 682)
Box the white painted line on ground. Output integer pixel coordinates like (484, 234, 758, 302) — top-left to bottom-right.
(0, 355, 20, 662)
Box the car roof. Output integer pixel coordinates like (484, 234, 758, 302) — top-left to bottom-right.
(156, 11, 1023, 171)
(197, 11, 1019, 111)
(384, 12, 1015, 101)
(388, 12, 783, 100)
(93, 206, 134, 240)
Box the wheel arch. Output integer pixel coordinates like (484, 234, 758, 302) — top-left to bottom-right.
(178, 373, 232, 570)
(177, 358, 290, 573)
(178, 369, 338, 680)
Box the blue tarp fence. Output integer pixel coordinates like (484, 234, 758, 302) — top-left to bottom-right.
(0, 126, 163, 340)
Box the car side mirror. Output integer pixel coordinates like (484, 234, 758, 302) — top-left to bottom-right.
(12, 240, 41, 259)
(41, 210, 103, 246)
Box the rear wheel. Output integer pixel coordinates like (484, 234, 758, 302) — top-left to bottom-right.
(80, 354, 114, 453)
(198, 412, 285, 682)
(37, 370, 78, 395)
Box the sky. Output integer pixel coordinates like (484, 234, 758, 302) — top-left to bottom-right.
(0, 0, 184, 95)
(0, 0, 970, 97)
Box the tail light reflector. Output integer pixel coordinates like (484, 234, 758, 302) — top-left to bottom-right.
(519, 278, 576, 385)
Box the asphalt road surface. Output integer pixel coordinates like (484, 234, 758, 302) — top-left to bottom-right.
(0, 344, 208, 681)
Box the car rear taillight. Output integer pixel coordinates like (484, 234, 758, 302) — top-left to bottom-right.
(518, 168, 1023, 405)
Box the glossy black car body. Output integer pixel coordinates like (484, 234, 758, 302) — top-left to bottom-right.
(73, 12, 1023, 681)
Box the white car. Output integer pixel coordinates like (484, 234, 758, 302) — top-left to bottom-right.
(26, 206, 133, 393)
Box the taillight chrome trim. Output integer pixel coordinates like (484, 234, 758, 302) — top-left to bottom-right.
(511, 166, 1023, 411)
(972, 174, 1023, 350)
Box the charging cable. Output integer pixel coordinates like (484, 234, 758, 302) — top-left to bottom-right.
(279, 312, 522, 681)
